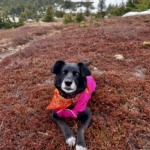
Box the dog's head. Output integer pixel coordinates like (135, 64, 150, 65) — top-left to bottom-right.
(51, 61, 91, 97)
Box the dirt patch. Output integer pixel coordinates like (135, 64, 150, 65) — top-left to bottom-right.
(0, 21, 63, 61)
(0, 46, 23, 61)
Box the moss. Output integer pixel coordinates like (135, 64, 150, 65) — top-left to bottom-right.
(53, 30, 61, 34)
(143, 41, 150, 46)
(93, 21, 101, 26)
(80, 21, 88, 28)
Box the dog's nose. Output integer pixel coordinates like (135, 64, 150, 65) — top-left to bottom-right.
(65, 80, 72, 86)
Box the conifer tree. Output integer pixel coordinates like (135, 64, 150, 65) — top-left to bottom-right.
(42, 5, 55, 22)
(98, 0, 106, 12)
(0, 16, 4, 29)
(134, 0, 150, 11)
(75, 12, 85, 22)
(64, 0, 72, 9)
(20, 12, 28, 21)
(126, 0, 138, 12)
(97, 0, 106, 18)
(84, 0, 91, 16)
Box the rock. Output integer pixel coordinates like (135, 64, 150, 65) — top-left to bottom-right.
(114, 54, 124, 60)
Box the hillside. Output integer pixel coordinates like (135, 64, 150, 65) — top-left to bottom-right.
(0, 16, 150, 149)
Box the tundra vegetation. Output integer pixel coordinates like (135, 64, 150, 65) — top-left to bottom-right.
(0, 13, 150, 149)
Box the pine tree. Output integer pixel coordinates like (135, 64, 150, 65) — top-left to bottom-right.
(126, 0, 138, 12)
(42, 5, 55, 22)
(84, 0, 91, 16)
(1, 9, 9, 19)
(106, 3, 116, 14)
(24, 8, 33, 19)
(20, 12, 28, 21)
(97, 0, 106, 18)
(64, 0, 72, 9)
(135, 0, 150, 11)
(75, 12, 85, 23)
(98, 0, 106, 12)
(0, 16, 4, 29)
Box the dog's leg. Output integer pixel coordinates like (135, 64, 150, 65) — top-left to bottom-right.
(76, 107, 92, 150)
(52, 110, 76, 147)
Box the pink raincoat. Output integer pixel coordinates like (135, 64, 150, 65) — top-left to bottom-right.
(54, 76, 96, 119)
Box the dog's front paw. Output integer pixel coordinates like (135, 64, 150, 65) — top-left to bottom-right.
(76, 145, 87, 150)
(66, 136, 76, 146)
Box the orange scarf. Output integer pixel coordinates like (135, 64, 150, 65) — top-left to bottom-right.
(46, 76, 96, 119)
(46, 89, 80, 110)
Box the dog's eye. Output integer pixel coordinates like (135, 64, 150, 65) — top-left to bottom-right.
(62, 70, 67, 74)
(74, 72, 79, 76)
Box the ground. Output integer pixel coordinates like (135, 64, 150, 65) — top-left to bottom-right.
(0, 16, 150, 150)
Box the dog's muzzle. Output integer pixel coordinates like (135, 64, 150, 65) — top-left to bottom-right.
(61, 79, 77, 93)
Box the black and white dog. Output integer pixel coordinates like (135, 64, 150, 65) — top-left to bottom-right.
(47, 61, 96, 150)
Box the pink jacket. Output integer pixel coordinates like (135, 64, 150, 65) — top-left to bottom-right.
(54, 76, 96, 119)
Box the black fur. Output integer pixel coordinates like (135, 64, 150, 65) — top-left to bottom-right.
(50, 60, 93, 149)
(51, 61, 91, 97)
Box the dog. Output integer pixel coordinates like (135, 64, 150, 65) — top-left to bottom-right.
(46, 61, 96, 150)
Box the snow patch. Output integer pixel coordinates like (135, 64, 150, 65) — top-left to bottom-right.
(123, 9, 150, 17)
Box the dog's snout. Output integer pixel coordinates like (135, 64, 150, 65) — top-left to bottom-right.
(65, 80, 72, 86)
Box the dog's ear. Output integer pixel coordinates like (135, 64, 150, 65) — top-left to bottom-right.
(83, 62, 91, 67)
(78, 62, 91, 77)
(51, 61, 65, 74)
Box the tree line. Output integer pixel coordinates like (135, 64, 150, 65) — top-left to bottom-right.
(106, 0, 150, 17)
(0, 0, 150, 29)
